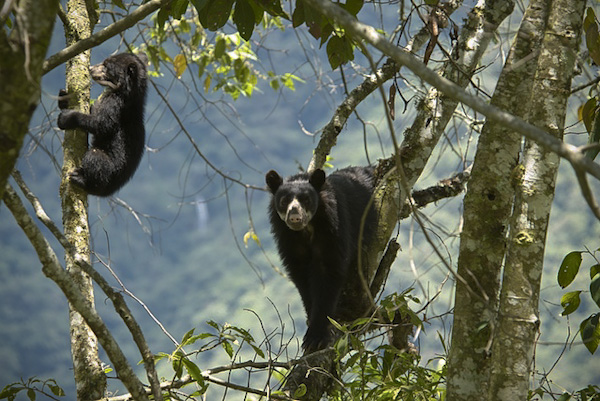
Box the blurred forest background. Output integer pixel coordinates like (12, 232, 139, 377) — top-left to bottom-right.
(1, 0, 599, 399)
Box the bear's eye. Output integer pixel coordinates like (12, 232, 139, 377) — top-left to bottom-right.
(298, 194, 311, 206)
(278, 196, 288, 208)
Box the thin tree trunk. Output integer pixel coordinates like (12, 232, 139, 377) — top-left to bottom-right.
(446, 0, 552, 398)
(488, 0, 586, 399)
(60, 1, 106, 399)
(0, 0, 58, 199)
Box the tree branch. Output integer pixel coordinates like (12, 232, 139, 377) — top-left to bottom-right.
(42, 0, 166, 74)
(303, 0, 600, 183)
(2, 184, 150, 401)
(11, 171, 163, 401)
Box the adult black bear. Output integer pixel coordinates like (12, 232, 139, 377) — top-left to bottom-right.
(266, 166, 377, 352)
(58, 52, 148, 197)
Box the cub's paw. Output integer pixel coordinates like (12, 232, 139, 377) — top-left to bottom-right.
(58, 89, 69, 110)
(57, 109, 76, 130)
(68, 170, 86, 189)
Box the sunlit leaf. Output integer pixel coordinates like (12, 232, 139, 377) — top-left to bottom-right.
(293, 384, 307, 398)
(557, 251, 582, 288)
(181, 358, 205, 385)
(560, 291, 581, 316)
(173, 54, 188, 78)
(222, 340, 234, 357)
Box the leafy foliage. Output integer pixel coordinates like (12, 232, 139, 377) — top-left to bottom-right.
(557, 247, 600, 354)
(0, 378, 65, 401)
(147, 3, 302, 99)
(579, 7, 600, 160)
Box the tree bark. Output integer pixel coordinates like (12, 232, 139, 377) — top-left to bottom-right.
(446, 0, 551, 398)
(60, 1, 106, 399)
(0, 0, 59, 199)
(488, 0, 586, 399)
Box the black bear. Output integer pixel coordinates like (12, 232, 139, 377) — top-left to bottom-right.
(57, 52, 148, 197)
(266, 166, 377, 352)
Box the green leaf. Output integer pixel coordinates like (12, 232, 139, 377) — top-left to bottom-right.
(190, 0, 209, 12)
(205, 0, 235, 31)
(253, 0, 288, 19)
(48, 385, 65, 397)
(590, 271, 600, 309)
(342, 0, 363, 16)
(326, 35, 354, 70)
(170, 0, 190, 20)
(214, 37, 227, 59)
(181, 358, 205, 385)
(112, 0, 126, 9)
(173, 54, 188, 78)
(557, 251, 583, 288)
(560, 291, 582, 316)
(580, 97, 597, 134)
(222, 340, 234, 357)
(26, 389, 35, 401)
(584, 8, 600, 66)
(293, 384, 307, 398)
(557, 393, 572, 401)
(591, 264, 600, 279)
(580, 314, 600, 354)
(234, 0, 256, 41)
(291, 0, 305, 27)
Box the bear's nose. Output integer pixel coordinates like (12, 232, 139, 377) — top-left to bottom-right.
(288, 211, 302, 223)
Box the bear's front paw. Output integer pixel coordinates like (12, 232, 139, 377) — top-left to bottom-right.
(58, 89, 69, 110)
(69, 169, 86, 189)
(302, 324, 333, 354)
(57, 110, 77, 130)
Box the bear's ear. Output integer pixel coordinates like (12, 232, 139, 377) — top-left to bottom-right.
(265, 170, 283, 193)
(309, 169, 326, 190)
(135, 52, 149, 66)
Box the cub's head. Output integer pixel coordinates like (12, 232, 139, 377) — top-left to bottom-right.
(89, 52, 148, 95)
(266, 169, 326, 231)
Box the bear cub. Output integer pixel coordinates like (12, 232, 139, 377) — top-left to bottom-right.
(266, 166, 377, 352)
(58, 52, 148, 197)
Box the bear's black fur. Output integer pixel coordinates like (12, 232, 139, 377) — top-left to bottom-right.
(57, 52, 148, 197)
(266, 166, 377, 352)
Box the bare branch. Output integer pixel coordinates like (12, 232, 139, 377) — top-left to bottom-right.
(42, 0, 166, 74)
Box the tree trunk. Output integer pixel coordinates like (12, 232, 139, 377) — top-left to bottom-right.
(488, 0, 586, 399)
(0, 0, 59, 199)
(60, 1, 106, 399)
(445, 0, 552, 398)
